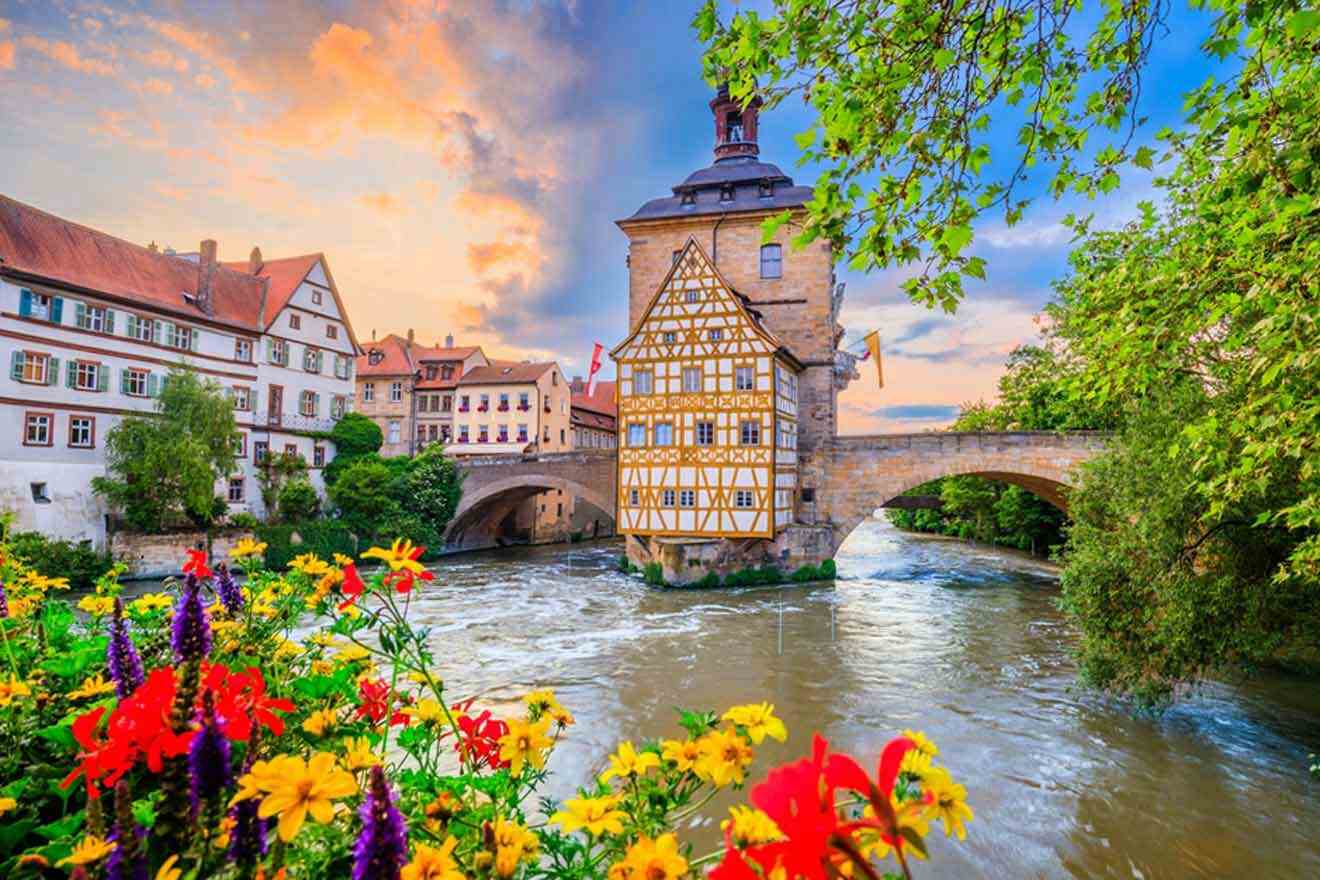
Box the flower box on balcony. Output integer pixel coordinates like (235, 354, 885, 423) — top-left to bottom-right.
(478, 437, 488, 443)
(517, 404, 530, 412)
(517, 435, 528, 443)
(477, 405, 489, 412)
(458, 406, 469, 413)
(497, 404, 509, 412)
(458, 436, 469, 443)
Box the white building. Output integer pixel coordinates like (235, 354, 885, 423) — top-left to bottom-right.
(0, 194, 360, 546)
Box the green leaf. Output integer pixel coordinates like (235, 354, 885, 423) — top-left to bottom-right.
(933, 48, 955, 70)
(35, 813, 84, 841)
(941, 223, 973, 255)
(0, 820, 36, 855)
(35, 722, 76, 752)
(1286, 11, 1320, 38)
(1133, 145, 1155, 170)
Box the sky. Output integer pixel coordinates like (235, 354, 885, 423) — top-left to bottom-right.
(0, 0, 1222, 433)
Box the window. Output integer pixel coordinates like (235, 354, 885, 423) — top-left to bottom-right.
(685, 290, 700, 304)
(13, 351, 52, 385)
(254, 441, 269, 463)
(518, 392, 529, 411)
(634, 371, 653, 395)
(30, 482, 50, 503)
(232, 386, 252, 411)
(760, 244, 783, 279)
(497, 424, 509, 442)
(560, 428, 566, 445)
(708, 328, 723, 342)
(289, 314, 301, 330)
(478, 425, 489, 443)
(311, 289, 323, 306)
(21, 291, 56, 321)
(235, 339, 253, 362)
(478, 393, 489, 412)
(498, 393, 509, 411)
(740, 420, 761, 445)
(662, 489, 676, 507)
(313, 446, 326, 468)
(363, 382, 375, 402)
(24, 412, 52, 446)
(326, 324, 339, 340)
(552, 371, 558, 385)
(682, 367, 702, 393)
(424, 365, 437, 381)
(270, 339, 288, 365)
(128, 315, 155, 342)
(367, 349, 384, 366)
(517, 423, 529, 442)
(68, 416, 94, 448)
(73, 361, 104, 392)
(75, 303, 110, 333)
(334, 354, 351, 380)
(459, 395, 470, 412)
(679, 489, 695, 508)
(299, 391, 319, 417)
(331, 395, 346, 419)
(228, 478, 245, 503)
(735, 366, 755, 391)
(441, 425, 451, 443)
(390, 382, 403, 403)
(441, 365, 455, 380)
(284, 443, 298, 457)
(442, 395, 453, 413)
(303, 347, 321, 373)
(628, 489, 640, 507)
(388, 421, 401, 444)
(167, 324, 195, 350)
(695, 421, 714, 446)
(662, 331, 676, 344)
(235, 433, 247, 456)
(123, 368, 150, 397)
(458, 425, 469, 443)
(627, 423, 646, 447)
(725, 110, 743, 142)
(654, 422, 673, 446)
(735, 490, 755, 509)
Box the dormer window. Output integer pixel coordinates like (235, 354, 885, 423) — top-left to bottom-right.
(680, 191, 696, 207)
(759, 179, 773, 199)
(367, 349, 384, 366)
(725, 110, 743, 143)
(719, 184, 734, 203)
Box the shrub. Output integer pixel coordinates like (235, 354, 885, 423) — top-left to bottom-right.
(329, 412, 383, 457)
(227, 511, 260, 530)
(277, 478, 321, 522)
(7, 531, 114, 591)
(693, 571, 722, 589)
(643, 561, 665, 586)
(255, 521, 357, 569)
(328, 457, 400, 541)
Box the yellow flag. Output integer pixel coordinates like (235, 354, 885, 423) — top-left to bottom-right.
(864, 330, 883, 388)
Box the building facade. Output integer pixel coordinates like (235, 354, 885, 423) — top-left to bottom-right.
(611, 89, 851, 581)
(448, 362, 572, 455)
(414, 339, 487, 450)
(570, 377, 617, 450)
(0, 195, 360, 546)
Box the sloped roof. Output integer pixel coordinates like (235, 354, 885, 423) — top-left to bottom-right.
(0, 194, 264, 330)
(356, 334, 415, 376)
(572, 408, 615, 431)
(222, 253, 319, 323)
(621, 156, 812, 224)
(572, 379, 616, 417)
(458, 362, 556, 386)
(415, 345, 480, 361)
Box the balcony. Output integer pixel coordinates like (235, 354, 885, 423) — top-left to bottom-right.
(457, 436, 469, 444)
(477, 404, 489, 413)
(516, 404, 530, 412)
(458, 406, 470, 413)
(251, 412, 339, 433)
(497, 434, 509, 443)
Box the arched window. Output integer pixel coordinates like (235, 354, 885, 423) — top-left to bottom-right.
(760, 244, 783, 279)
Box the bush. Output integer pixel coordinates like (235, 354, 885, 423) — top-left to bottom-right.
(790, 559, 838, 582)
(693, 571, 722, 589)
(255, 521, 357, 569)
(277, 478, 321, 522)
(227, 511, 260, 530)
(328, 457, 400, 541)
(329, 412, 383, 457)
(8, 531, 114, 591)
(643, 561, 665, 586)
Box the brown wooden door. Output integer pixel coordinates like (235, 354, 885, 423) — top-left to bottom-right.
(268, 384, 283, 426)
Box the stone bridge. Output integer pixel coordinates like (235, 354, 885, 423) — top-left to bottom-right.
(810, 431, 1107, 554)
(445, 450, 617, 551)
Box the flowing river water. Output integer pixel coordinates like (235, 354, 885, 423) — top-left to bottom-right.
(405, 518, 1319, 879)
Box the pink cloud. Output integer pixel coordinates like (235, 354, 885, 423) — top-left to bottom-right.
(19, 35, 115, 76)
(0, 42, 13, 72)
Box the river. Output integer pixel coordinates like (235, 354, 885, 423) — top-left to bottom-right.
(405, 517, 1319, 879)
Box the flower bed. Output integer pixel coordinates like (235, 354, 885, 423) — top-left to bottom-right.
(0, 537, 973, 879)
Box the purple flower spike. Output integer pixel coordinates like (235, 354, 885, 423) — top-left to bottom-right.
(107, 598, 145, 699)
(105, 825, 147, 880)
(215, 562, 243, 616)
(352, 765, 408, 880)
(189, 692, 233, 816)
(227, 754, 268, 866)
(172, 573, 212, 663)
(0, 580, 8, 618)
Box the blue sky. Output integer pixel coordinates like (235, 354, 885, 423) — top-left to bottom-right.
(0, 0, 1224, 432)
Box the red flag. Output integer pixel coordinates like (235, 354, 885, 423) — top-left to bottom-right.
(586, 342, 604, 396)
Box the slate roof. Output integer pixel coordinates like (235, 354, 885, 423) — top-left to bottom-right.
(620, 157, 813, 224)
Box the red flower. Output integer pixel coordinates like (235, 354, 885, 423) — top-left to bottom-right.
(452, 701, 510, 770)
(183, 548, 212, 579)
(384, 567, 434, 595)
(338, 562, 366, 610)
(356, 678, 410, 726)
(741, 734, 840, 880)
(62, 707, 134, 799)
(202, 664, 295, 741)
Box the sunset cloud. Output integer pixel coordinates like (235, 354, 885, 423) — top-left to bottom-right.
(19, 35, 115, 76)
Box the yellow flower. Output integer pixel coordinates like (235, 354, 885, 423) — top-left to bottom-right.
(661, 738, 701, 772)
(253, 753, 358, 841)
(343, 736, 382, 771)
(923, 767, 973, 840)
(492, 817, 538, 878)
(23, 573, 70, 592)
(274, 639, 305, 660)
(694, 728, 753, 787)
(551, 794, 626, 836)
(404, 837, 466, 880)
(0, 677, 32, 708)
(615, 834, 686, 880)
(523, 689, 558, 712)
(130, 593, 174, 615)
(721, 806, 782, 847)
(333, 552, 355, 567)
(230, 538, 268, 560)
(362, 538, 426, 574)
(309, 632, 338, 648)
(311, 659, 336, 676)
(156, 854, 183, 880)
(0, 796, 17, 816)
(899, 748, 934, 780)
(901, 729, 939, 758)
(68, 673, 116, 701)
(498, 717, 553, 777)
(335, 643, 372, 664)
(211, 619, 243, 638)
(77, 595, 115, 616)
(57, 835, 116, 867)
(722, 702, 788, 744)
(405, 698, 446, 725)
(302, 709, 338, 737)
(289, 552, 333, 577)
(599, 741, 660, 783)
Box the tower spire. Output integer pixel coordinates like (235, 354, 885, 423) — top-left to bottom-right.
(710, 85, 762, 162)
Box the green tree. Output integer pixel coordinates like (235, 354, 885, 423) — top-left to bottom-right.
(277, 478, 321, 522)
(92, 368, 238, 532)
(323, 412, 384, 487)
(402, 445, 465, 536)
(327, 456, 401, 541)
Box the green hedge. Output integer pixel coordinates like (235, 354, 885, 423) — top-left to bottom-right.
(255, 521, 358, 570)
(8, 531, 114, 592)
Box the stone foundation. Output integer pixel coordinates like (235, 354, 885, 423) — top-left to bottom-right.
(111, 529, 256, 580)
(625, 524, 835, 586)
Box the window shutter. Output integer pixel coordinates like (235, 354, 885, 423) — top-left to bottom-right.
(316, 350, 324, 373)
(48, 357, 60, 386)
(120, 369, 129, 394)
(160, 322, 174, 347)
(9, 351, 23, 380)
(126, 314, 138, 338)
(147, 373, 160, 397)
(105, 310, 115, 334)
(50, 297, 64, 323)
(250, 388, 259, 414)
(152, 321, 162, 344)
(66, 360, 77, 388)
(189, 328, 199, 351)
(313, 392, 320, 414)
(265, 338, 274, 363)
(98, 366, 109, 392)
(18, 289, 32, 317)
(74, 302, 87, 328)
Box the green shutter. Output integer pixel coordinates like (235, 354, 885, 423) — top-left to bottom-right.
(151, 321, 162, 344)
(50, 297, 63, 323)
(147, 373, 160, 397)
(266, 339, 274, 363)
(10, 351, 23, 380)
(120, 369, 129, 394)
(189, 328, 199, 351)
(18, 289, 32, 317)
(250, 388, 259, 414)
(74, 302, 87, 328)
(105, 310, 115, 334)
(160, 322, 174, 347)
(66, 360, 76, 388)
(125, 315, 137, 338)
(48, 357, 60, 386)
(315, 350, 324, 373)
(97, 366, 109, 392)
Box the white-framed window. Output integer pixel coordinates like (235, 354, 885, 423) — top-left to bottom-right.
(478, 393, 490, 411)
(23, 412, 52, 446)
(458, 425, 469, 443)
(254, 441, 269, 463)
(235, 339, 253, 362)
(734, 490, 755, 509)
(679, 489, 695, 508)
(662, 489, 676, 507)
(478, 424, 490, 443)
(498, 393, 510, 411)
(517, 423, 529, 442)
(68, 416, 94, 448)
(363, 382, 375, 402)
(299, 390, 319, 417)
(232, 386, 252, 411)
(127, 314, 155, 342)
(627, 423, 646, 447)
(289, 313, 301, 330)
(695, 421, 714, 446)
(331, 395, 346, 419)
(390, 382, 403, 402)
(14, 351, 52, 385)
(270, 339, 288, 365)
(334, 354, 350, 380)
(123, 368, 150, 397)
(628, 488, 640, 506)
(654, 422, 673, 446)
(228, 477, 246, 503)
(23, 291, 55, 321)
(303, 347, 321, 373)
(313, 446, 326, 467)
(682, 366, 702, 393)
(167, 324, 195, 350)
(326, 324, 338, 340)
(73, 361, 103, 392)
(708, 328, 723, 342)
(75, 303, 111, 333)
(760, 243, 783, 279)
(388, 420, 401, 444)
(735, 366, 755, 391)
(740, 420, 761, 446)
(634, 370, 653, 395)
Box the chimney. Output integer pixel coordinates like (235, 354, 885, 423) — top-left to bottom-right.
(248, 246, 263, 275)
(197, 239, 217, 316)
(407, 328, 415, 345)
(445, 333, 454, 348)
(571, 376, 585, 393)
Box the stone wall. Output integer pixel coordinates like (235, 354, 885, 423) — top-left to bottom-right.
(112, 529, 257, 580)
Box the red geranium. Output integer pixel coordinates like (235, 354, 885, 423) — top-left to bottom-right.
(202, 664, 295, 741)
(62, 707, 134, 799)
(183, 548, 212, 579)
(384, 566, 434, 595)
(338, 562, 367, 610)
(356, 677, 410, 726)
(452, 700, 510, 770)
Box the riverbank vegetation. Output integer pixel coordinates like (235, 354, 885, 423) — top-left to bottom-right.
(702, 0, 1320, 701)
(0, 540, 973, 879)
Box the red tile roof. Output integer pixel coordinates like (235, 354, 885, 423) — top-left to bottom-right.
(572, 408, 616, 432)
(356, 334, 416, 376)
(458, 362, 556, 386)
(0, 194, 265, 330)
(572, 380, 616, 417)
(222, 253, 319, 326)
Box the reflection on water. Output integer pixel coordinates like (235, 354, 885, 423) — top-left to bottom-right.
(404, 518, 1320, 879)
